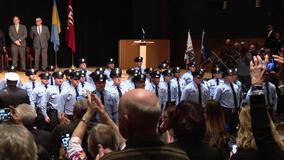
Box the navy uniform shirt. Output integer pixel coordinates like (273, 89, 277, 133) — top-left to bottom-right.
(181, 71, 193, 85)
(246, 81, 277, 110)
(59, 85, 87, 116)
(30, 83, 50, 108)
(93, 89, 119, 125)
(162, 80, 179, 106)
(180, 82, 209, 108)
(21, 80, 41, 97)
(40, 84, 64, 118)
(207, 78, 224, 98)
(0, 78, 22, 89)
(213, 81, 241, 109)
(145, 82, 167, 114)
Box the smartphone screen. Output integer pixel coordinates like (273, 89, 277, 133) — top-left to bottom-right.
(229, 141, 237, 154)
(0, 109, 11, 120)
(61, 132, 70, 150)
(262, 58, 275, 72)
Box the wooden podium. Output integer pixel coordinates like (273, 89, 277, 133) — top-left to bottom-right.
(133, 41, 154, 69)
(119, 39, 170, 69)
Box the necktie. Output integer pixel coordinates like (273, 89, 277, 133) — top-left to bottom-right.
(81, 82, 84, 88)
(266, 82, 270, 105)
(177, 78, 181, 102)
(117, 86, 122, 98)
(45, 85, 47, 89)
(75, 87, 79, 97)
(167, 82, 171, 102)
(139, 69, 142, 74)
(100, 92, 104, 105)
(38, 26, 40, 35)
(32, 81, 35, 90)
(216, 79, 219, 86)
(59, 86, 61, 94)
(155, 85, 159, 97)
(230, 83, 237, 108)
(16, 25, 18, 33)
(197, 84, 202, 107)
(51, 77, 53, 85)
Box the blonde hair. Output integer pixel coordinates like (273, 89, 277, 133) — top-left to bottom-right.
(237, 106, 284, 151)
(88, 124, 119, 156)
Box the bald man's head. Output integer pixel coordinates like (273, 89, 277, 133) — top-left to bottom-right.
(118, 89, 161, 138)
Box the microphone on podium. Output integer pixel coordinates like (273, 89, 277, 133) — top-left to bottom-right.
(142, 28, 145, 42)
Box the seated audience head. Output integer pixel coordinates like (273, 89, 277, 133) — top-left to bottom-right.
(204, 100, 225, 137)
(162, 105, 176, 130)
(88, 123, 119, 157)
(118, 89, 161, 139)
(16, 103, 36, 127)
(237, 106, 284, 151)
(225, 39, 230, 45)
(170, 100, 206, 140)
(234, 42, 240, 50)
(249, 44, 256, 53)
(209, 131, 236, 160)
(0, 124, 37, 160)
(265, 49, 272, 58)
(73, 98, 89, 120)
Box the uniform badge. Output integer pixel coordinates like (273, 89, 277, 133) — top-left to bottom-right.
(82, 91, 85, 95)
(112, 92, 116, 95)
(108, 97, 111, 101)
(193, 90, 196, 92)
(52, 93, 57, 95)
(161, 89, 164, 93)
(27, 87, 31, 89)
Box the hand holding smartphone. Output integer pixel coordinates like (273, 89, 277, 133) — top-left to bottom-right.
(61, 131, 70, 150)
(229, 141, 237, 154)
(0, 109, 11, 120)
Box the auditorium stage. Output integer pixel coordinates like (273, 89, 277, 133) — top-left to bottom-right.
(1, 67, 213, 84)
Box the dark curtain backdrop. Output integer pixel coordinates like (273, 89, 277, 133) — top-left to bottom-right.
(0, 0, 282, 68)
(0, 0, 133, 68)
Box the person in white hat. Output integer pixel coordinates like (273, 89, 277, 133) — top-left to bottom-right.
(0, 72, 29, 109)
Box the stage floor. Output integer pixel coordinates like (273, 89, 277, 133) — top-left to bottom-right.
(1, 67, 213, 84)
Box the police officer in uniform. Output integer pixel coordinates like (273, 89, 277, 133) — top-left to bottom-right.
(162, 69, 179, 107)
(62, 68, 74, 88)
(134, 56, 144, 74)
(0, 72, 29, 108)
(40, 71, 64, 132)
(22, 69, 40, 97)
(146, 70, 167, 114)
(207, 67, 224, 99)
(133, 74, 146, 89)
(106, 68, 128, 105)
(144, 67, 155, 88)
(59, 71, 87, 121)
(181, 61, 197, 85)
(181, 69, 209, 108)
(78, 69, 95, 92)
(93, 73, 119, 125)
(232, 68, 243, 106)
(77, 58, 92, 83)
(214, 69, 241, 135)
(0, 66, 22, 89)
(123, 68, 139, 91)
(171, 67, 186, 103)
(104, 58, 115, 80)
(246, 71, 278, 122)
(46, 65, 56, 86)
(30, 72, 50, 129)
(158, 63, 168, 83)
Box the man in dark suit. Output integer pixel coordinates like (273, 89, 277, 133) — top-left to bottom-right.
(30, 17, 50, 71)
(265, 25, 275, 49)
(0, 72, 30, 108)
(9, 16, 27, 72)
(0, 30, 6, 73)
(16, 103, 52, 156)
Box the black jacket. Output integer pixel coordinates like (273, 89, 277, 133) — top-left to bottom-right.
(0, 86, 30, 108)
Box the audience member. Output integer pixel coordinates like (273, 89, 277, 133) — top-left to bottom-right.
(203, 99, 229, 144)
(168, 100, 220, 160)
(16, 103, 52, 156)
(237, 45, 252, 92)
(220, 39, 233, 63)
(160, 105, 176, 144)
(209, 131, 235, 160)
(231, 106, 284, 160)
(265, 25, 275, 48)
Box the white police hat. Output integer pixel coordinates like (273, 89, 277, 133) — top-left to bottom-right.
(5, 73, 20, 81)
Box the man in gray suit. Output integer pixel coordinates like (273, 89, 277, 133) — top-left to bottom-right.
(30, 17, 50, 71)
(9, 16, 27, 72)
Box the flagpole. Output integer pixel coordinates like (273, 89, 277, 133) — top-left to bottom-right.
(55, 52, 58, 68)
(72, 51, 75, 69)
